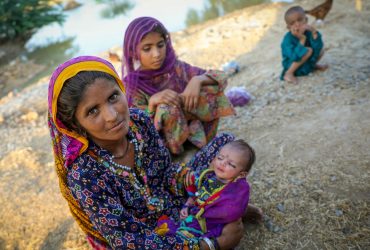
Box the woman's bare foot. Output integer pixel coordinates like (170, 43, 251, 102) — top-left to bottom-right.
(284, 72, 298, 84)
(315, 64, 329, 71)
(242, 204, 263, 224)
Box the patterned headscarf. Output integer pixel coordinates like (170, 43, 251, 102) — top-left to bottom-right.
(122, 16, 177, 105)
(48, 56, 125, 243)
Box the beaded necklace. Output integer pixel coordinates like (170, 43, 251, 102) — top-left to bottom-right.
(88, 120, 164, 213)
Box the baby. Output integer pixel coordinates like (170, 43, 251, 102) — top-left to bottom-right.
(156, 139, 255, 245)
(281, 6, 328, 84)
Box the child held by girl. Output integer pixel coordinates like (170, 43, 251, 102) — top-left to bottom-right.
(121, 17, 235, 155)
(281, 6, 328, 84)
(155, 139, 256, 248)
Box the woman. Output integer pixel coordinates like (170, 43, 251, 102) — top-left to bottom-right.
(122, 17, 235, 155)
(48, 55, 243, 249)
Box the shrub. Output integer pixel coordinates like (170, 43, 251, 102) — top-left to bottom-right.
(0, 0, 65, 44)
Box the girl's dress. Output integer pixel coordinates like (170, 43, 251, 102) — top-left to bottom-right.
(48, 55, 235, 249)
(122, 17, 235, 154)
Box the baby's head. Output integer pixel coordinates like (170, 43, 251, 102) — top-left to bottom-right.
(284, 6, 307, 31)
(211, 139, 256, 183)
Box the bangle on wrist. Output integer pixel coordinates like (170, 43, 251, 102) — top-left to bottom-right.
(202, 237, 216, 250)
(210, 237, 220, 250)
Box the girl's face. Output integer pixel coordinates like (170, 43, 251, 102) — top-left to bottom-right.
(138, 31, 166, 70)
(211, 145, 247, 183)
(75, 78, 130, 145)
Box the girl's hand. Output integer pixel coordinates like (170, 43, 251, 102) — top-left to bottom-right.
(181, 75, 202, 112)
(148, 89, 182, 112)
(180, 207, 189, 220)
(217, 218, 244, 249)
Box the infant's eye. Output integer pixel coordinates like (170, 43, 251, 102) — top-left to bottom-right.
(228, 163, 236, 169)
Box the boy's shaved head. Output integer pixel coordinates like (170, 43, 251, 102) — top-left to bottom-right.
(285, 6, 305, 23)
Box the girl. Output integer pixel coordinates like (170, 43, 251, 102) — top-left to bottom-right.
(122, 17, 235, 154)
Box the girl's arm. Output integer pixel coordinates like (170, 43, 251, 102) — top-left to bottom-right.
(126, 83, 181, 115)
(180, 60, 229, 112)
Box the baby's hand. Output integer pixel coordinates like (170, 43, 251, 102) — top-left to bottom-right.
(180, 207, 189, 219)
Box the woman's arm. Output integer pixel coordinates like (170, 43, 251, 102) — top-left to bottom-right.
(68, 167, 197, 249)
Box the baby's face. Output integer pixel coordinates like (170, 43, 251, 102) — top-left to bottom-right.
(211, 145, 247, 183)
(286, 11, 307, 33)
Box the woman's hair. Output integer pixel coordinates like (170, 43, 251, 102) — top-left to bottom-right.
(57, 71, 116, 135)
(227, 139, 256, 172)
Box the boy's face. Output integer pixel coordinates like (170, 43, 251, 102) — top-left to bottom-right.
(211, 144, 248, 183)
(286, 11, 307, 34)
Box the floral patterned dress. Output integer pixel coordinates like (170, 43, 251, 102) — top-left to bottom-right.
(129, 60, 235, 154)
(67, 108, 234, 249)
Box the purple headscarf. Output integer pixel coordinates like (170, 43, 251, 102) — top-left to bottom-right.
(122, 16, 177, 105)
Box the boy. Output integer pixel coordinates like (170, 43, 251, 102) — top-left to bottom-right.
(281, 6, 328, 84)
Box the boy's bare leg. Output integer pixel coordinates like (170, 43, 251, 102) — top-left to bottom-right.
(243, 204, 263, 224)
(315, 64, 328, 71)
(284, 47, 313, 84)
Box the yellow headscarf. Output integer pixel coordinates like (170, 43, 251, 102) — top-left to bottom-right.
(48, 56, 125, 244)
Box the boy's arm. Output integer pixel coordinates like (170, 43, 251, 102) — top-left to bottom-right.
(281, 33, 309, 62)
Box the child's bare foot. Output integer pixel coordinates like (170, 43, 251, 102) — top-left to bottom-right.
(284, 72, 298, 84)
(315, 64, 328, 71)
(242, 204, 263, 224)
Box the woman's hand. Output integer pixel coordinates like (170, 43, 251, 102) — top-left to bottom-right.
(148, 89, 182, 112)
(216, 218, 244, 249)
(181, 75, 202, 112)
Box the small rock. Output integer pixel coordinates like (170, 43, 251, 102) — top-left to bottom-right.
(289, 178, 303, 186)
(342, 227, 351, 234)
(264, 216, 281, 233)
(276, 203, 285, 212)
(335, 208, 343, 217)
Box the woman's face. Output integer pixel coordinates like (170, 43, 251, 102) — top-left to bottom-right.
(138, 31, 166, 70)
(74, 78, 130, 145)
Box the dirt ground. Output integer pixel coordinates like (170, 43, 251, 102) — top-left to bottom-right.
(0, 0, 369, 249)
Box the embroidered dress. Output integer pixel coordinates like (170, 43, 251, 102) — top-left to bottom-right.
(156, 169, 250, 239)
(122, 17, 235, 154)
(280, 30, 324, 79)
(48, 55, 236, 250)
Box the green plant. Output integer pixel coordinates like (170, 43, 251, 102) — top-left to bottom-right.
(0, 0, 65, 44)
